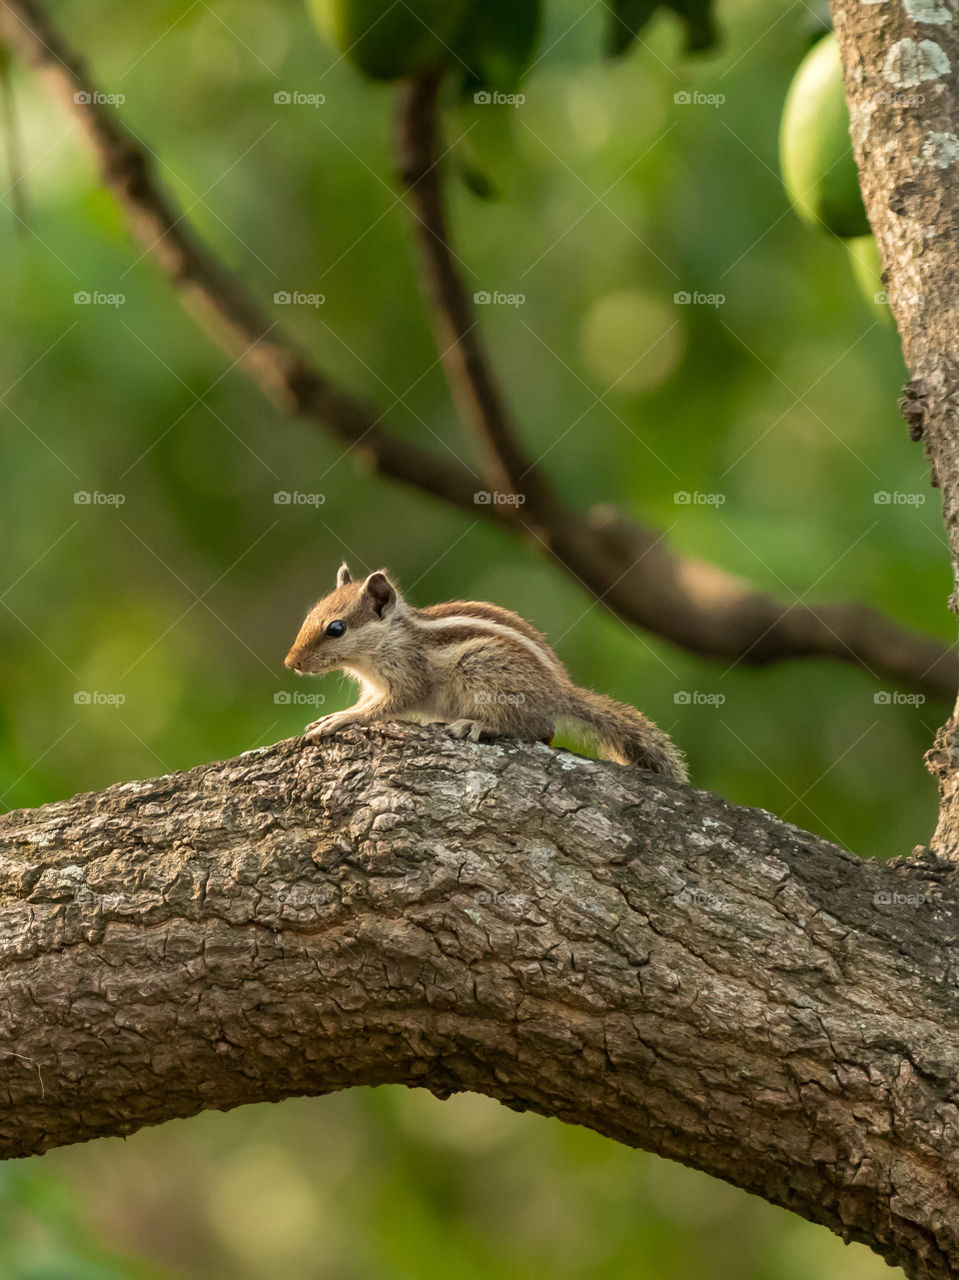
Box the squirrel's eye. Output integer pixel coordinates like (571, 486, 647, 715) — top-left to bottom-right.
(325, 619, 346, 638)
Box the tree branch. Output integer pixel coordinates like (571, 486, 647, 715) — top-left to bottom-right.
(394, 71, 555, 517)
(1, 724, 957, 1280)
(0, 0, 952, 699)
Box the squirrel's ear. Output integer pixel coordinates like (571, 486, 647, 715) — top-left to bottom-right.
(336, 563, 352, 588)
(363, 571, 396, 618)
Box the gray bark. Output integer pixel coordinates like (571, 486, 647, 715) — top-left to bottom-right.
(2, 725, 958, 1279)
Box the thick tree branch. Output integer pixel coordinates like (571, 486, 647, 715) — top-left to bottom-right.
(0, 725, 957, 1280)
(832, 0, 959, 846)
(0, 0, 952, 699)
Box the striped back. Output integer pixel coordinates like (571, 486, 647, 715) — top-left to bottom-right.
(413, 601, 566, 675)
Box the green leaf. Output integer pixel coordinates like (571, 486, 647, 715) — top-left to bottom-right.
(454, 0, 541, 93)
(605, 0, 718, 58)
(457, 155, 499, 200)
(605, 0, 659, 56)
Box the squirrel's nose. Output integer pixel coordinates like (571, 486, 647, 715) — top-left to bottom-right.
(284, 650, 299, 671)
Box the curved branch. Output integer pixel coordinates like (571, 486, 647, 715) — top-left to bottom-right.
(1, 0, 954, 700)
(1, 725, 957, 1280)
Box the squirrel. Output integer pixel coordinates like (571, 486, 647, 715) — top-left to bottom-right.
(284, 564, 688, 783)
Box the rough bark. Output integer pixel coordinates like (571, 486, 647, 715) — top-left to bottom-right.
(1, 724, 958, 1279)
(833, 0, 959, 854)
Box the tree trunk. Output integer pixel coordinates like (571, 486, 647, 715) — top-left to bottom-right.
(2, 725, 958, 1279)
(833, 0, 959, 857)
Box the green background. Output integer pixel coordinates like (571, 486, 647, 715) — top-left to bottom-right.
(0, 0, 940, 1274)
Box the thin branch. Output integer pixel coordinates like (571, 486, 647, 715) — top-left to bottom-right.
(1, 0, 954, 701)
(394, 71, 555, 515)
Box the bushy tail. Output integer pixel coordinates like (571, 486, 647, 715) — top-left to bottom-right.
(562, 688, 688, 782)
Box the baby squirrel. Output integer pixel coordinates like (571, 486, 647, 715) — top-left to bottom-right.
(284, 564, 688, 782)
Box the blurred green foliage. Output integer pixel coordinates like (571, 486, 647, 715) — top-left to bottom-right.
(38, 1091, 905, 1280)
(0, 1161, 162, 1278)
(0, 0, 935, 1274)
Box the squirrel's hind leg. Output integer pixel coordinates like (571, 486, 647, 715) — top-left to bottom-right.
(445, 718, 490, 743)
(437, 644, 556, 745)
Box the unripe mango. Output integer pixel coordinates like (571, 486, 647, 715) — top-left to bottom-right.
(779, 33, 870, 239)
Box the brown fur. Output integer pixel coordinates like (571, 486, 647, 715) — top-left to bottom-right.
(284, 565, 688, 783)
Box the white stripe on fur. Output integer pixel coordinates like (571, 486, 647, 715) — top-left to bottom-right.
(409, 613, 562, 673)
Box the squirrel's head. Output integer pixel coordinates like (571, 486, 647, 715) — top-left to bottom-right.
(284, 563, 399, 675)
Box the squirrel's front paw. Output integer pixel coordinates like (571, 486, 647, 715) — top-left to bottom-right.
(304, 713, 365, 740)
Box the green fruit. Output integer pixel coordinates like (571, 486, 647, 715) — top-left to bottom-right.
(779, 33, 870, 238)
(308, 0, 471, 81)
(455, 0, 541, 92)
(846, 235, 893, 324)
